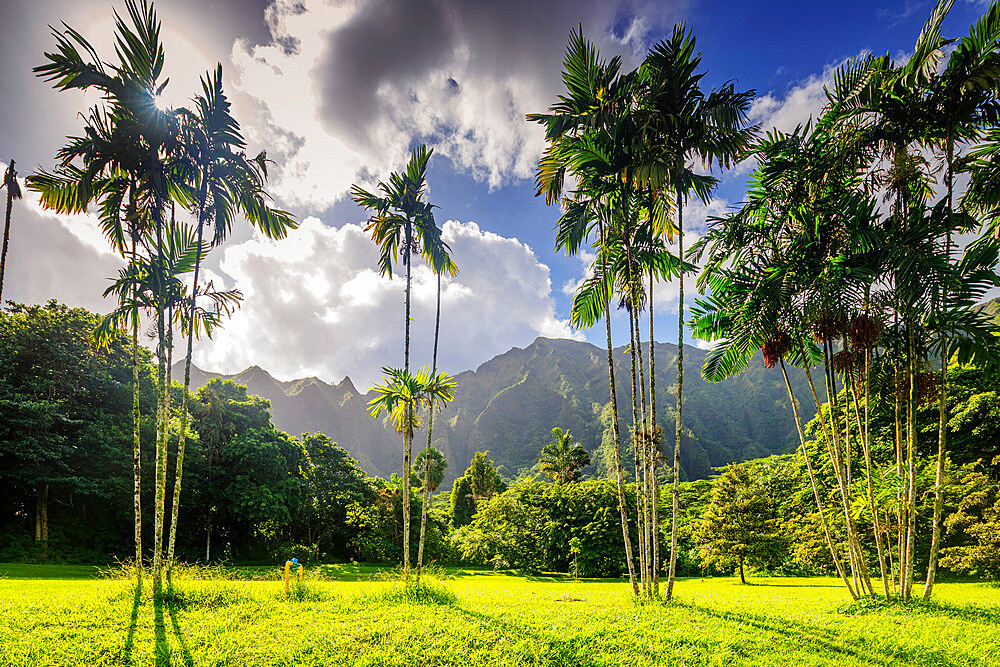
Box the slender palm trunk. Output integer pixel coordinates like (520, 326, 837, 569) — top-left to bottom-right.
(903, 324, 918, 601)
(131, 243, 142, 577)
(781, 360, 856, 598)
(895, 372, 904, 594)
(0, 179, 16, 303)
(635, 303, 652, 595)
(167, 182, 210, 575)
(924, 143, 953, 601)
(805, 365, 862, 589)
(847, 354, 890, 597)
(823, 339, 872, 595)
(152, 195, 168, 590)
(599, 217, 638, 595)
(628, 302, 646, 593)
(417, 272, 442, 583)
(402, 232, 412, 581)
(649, 268, 659, 595)
(666, 185, 683, 602)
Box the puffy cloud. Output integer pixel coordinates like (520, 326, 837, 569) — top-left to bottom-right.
(229, 0, 687, 211)
(194, 217, 580, 386)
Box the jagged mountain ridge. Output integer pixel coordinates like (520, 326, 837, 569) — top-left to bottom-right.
(177, 337, 814, 484)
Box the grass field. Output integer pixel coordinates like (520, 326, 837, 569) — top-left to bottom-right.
(1, 563, 998, 666)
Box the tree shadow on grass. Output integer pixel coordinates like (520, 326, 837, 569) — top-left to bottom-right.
(153, 583, 194, 667)
(452, 606, 603, 667)
(674, 600, 948, 666)
(115, 579, 143, 665)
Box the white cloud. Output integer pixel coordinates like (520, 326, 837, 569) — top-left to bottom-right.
(194, 217, 580, 386)
(229, 0, 685, 211)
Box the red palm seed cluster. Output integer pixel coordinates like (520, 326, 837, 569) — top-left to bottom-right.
(761, 330, 792, 368)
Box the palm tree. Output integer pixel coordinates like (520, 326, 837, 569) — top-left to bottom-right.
(640, 23, 756, 601)
(165, 64, 296, 576)
(539, 427, 591, 485)
(352, 146, 454, 581)
(528, 28, 641, 595)
(0, 161, 23, 303)
(368, 365, 456, 581)
(413, 445, 447, 580)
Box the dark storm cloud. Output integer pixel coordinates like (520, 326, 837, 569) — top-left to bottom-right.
(313, 0, 684, 151)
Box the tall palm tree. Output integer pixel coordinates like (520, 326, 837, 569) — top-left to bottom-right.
(165, 64, 295, 575)
(368, 365, 456, 581)
(528, 28, 642, 595)
(352, 146, 454, 581)
(413, 445, 447, 581)
(639, 23, 756, 601)
(0, 161, 23, 303)
(30, 0, 186, 587)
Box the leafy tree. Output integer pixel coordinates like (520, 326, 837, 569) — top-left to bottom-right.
(694, 459, 791, 584)
(449, 475, 475, 528)
(0, 301, 149, 556)
(187, 378, 270, 561)
(539, 427, 590, 485)
(299, 433, 375, 561)
(940, 457, 1000, 578)
(210, 427, 304, 560)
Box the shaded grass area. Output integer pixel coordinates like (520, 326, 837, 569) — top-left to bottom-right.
(1, 564, 999, 666)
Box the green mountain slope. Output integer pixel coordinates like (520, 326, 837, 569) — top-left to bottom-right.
(179, 337, 814, 484)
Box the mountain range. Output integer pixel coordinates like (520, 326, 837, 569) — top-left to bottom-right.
(178, 337, 816, 485)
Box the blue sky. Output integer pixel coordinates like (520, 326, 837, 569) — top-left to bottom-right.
(0, 0, 991, 385)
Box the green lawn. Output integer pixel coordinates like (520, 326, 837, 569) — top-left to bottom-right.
(1, 563, 998, 666)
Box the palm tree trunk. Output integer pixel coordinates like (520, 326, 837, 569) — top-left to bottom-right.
(628, 303, 647, 593)
(894, 363, 904, 594)
(924, 144, 953, 601)
(903, 324, 918, 601)
(417, 272, 442, 583)
(649, 268, 660, 596)
(152, 198, 168, 590)
(805, 365, 863, 590)
(167, 184, 210, 576)
(598, 217, 638, 595)
(132, 279, 142, 577)
(666, 185, 683, 602)
(402, 234, 412, 582)
(847, 355, 890, 598)
(633, 302, 652, 594)
(781, 360, 856, 598)
(0, 185, 15, 303)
